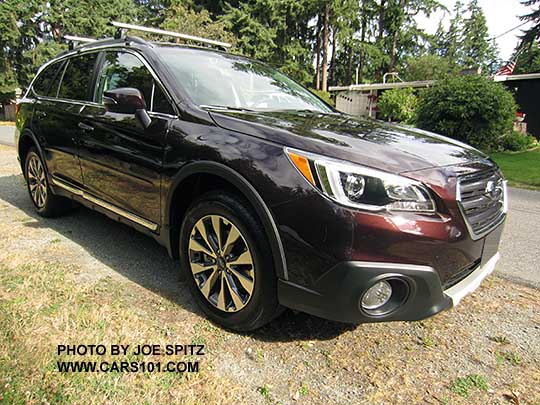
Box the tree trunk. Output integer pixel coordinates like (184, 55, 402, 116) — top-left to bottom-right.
(358, 0, 368, 83)
(329, 27, 337, 86)
(389, 30, 399, 71)
(346, 43, 353, 86)
(389, 0, 407, 71)
(378, 0, 386, 42)
(321, 1, 330, 92)
(315, 15, 322, 90)
(376, 0, 387, 80)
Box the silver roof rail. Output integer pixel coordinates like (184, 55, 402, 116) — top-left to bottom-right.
(63, 35, 97, 43)
(63, 35, 97, 50)
(110, 21, 232, 50)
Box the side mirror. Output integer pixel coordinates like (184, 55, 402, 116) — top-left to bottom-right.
(103, 88, 151, 128)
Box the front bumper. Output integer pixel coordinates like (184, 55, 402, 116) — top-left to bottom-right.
(277, 252, 500, 324)
(445, 252, 499, 306)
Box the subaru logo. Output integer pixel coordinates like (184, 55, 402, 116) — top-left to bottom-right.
(485, 180, 502, 200)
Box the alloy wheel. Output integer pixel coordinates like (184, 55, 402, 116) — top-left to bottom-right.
(188, 215, 255, 313)
(27, 155, 47, 208)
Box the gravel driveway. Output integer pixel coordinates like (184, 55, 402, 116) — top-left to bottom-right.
(1, 144, 539, 404)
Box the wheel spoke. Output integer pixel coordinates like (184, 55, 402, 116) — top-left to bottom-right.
(195, 221, 213, 251)
(224, 273, 244, 310)
(229, 267, 254, 294)
(199, 268, 219, 298)
(191, 262, 215, 275)
(211, 216, 223, 252)
(227, 249, 253, 266)
(217, 273, 227, 311)
(29, 158, 36, 176)
(38, 187, 45, 207)
(189, 236, 216, 258)
(223, 226, 240, 255)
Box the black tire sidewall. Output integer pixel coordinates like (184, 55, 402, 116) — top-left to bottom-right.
(179, 192, 279, 331)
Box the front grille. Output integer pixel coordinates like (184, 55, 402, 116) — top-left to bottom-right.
(457, 169, 506, 239)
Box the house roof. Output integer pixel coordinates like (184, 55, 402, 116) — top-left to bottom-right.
(329, 80, 435, 92)
(330, 73, 540, 92)
(493, 73, 540, 82)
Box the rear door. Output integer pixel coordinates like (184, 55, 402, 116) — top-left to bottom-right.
(78, 50, 176, 225)
(32, 52, 99, 186)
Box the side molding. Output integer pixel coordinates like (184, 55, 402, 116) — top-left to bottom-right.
(52, 177, 159, 231)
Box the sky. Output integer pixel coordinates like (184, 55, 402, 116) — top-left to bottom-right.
(416, 0, 534, 61)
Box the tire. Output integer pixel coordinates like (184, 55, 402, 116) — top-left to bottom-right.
(179, 191, 282, 331)
(24, 147, 71, 217)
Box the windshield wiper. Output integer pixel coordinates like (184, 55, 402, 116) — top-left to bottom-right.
(200, 105, 256, 112)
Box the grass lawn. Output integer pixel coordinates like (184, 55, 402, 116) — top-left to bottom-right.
(491, 148, 540, 190)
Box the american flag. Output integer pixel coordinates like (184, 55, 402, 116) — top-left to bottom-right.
(495, 60, 516, 76)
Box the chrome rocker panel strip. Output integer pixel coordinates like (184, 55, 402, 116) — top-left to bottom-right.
(444, 252, 500, 306)
(51, 177, 158, 231)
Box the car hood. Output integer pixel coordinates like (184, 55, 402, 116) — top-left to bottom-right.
(209, 110, 489, 174)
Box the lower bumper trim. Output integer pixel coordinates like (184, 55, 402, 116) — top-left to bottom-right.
(444, 252, 499, 306)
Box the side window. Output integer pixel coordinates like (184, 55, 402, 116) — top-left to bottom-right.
(95, 51, 174, 115)
(32, 60, 64, 97)
(58, 53, 98, 101)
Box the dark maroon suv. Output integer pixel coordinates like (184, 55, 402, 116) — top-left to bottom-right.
(15, 34, 506, 331)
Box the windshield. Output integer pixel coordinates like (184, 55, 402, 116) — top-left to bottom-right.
(156, 47, 333, 113)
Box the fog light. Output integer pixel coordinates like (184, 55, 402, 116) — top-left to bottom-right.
(361, 280, 392, 310)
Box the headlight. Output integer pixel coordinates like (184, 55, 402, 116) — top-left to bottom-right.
(285, 148, 436, 213)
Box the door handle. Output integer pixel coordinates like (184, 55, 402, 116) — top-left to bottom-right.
(78, 122, 94, 132)
(35, 111, 47, 118)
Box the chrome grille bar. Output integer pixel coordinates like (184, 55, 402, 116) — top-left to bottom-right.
(457, 169, 507, 239)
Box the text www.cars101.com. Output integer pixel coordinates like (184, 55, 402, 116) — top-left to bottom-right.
(57, 360, 199, 373)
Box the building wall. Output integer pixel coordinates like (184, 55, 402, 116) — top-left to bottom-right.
(335, 90, 377, 118)
(0, 103, 16, 121)
(503, 79, 540, 139)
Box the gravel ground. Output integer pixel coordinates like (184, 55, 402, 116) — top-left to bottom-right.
(1, 144, 539, 404)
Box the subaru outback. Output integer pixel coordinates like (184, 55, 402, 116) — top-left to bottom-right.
(15, 29, 506, 331)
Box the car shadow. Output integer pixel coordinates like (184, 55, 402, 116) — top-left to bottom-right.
(0, 173, 354, 341)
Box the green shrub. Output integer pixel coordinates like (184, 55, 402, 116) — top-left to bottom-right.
(309, 89, 334, 107)
(416, 75, 517, 151)
(500, 131, 537, 152)
(377, 87, 417, 123)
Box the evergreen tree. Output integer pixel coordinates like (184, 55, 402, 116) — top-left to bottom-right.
(514, 41, 540, 73)
(520, 0, 540, 46)
(460, 0, 497, 70)
(440, 1, 464, 63)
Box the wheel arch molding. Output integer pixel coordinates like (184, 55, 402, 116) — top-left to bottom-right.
(18, 129, 47, 174)
(165, 160, 288, 280)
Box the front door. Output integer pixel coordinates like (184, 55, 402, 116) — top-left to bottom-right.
(78, 50, 176, 225)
